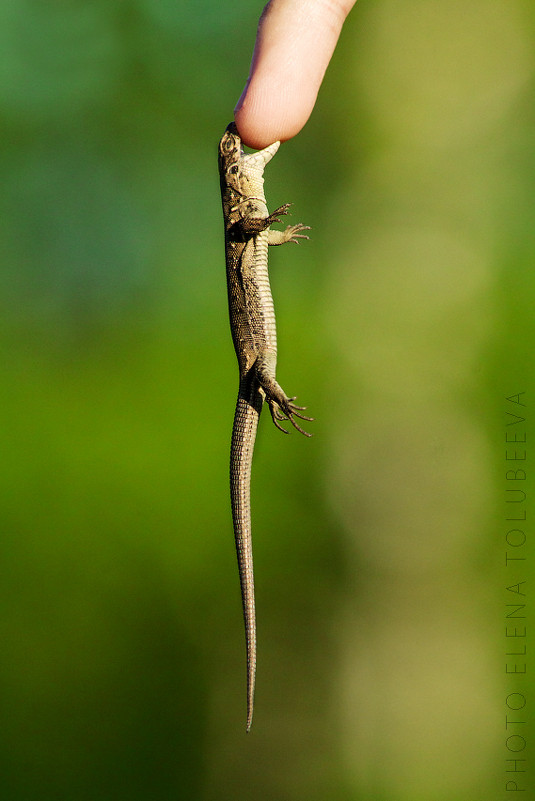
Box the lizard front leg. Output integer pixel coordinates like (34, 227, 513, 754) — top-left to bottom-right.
(266, 203, 310, 245)
(268, 223, 310, 246)
(231, 204, 293, 238)
(231, 204, 309, 243)
(254, 351, 313, 437)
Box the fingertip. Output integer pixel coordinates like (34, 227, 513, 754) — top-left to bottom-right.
(234, 82, 312, 149)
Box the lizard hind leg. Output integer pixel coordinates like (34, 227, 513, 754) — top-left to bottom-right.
(255, 353, 313, 437)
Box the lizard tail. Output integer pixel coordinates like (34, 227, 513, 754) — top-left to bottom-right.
(230, 387, 263, 732)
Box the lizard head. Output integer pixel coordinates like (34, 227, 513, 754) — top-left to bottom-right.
(219, 122, 243, 193)
(219, 122, 280, 195)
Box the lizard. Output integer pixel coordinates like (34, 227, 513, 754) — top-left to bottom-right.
(218, 122, 312, 732)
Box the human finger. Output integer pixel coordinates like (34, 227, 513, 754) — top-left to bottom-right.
(234, 0, 356, 149)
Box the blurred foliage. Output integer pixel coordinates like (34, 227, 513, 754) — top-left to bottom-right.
(1, 1, 534, 799)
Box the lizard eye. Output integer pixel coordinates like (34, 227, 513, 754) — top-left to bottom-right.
(229, 165, 239, 175)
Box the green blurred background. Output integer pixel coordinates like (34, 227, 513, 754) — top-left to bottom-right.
(1, 1, 533, 799)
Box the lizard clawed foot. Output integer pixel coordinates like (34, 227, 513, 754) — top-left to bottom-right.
(285, 223, 311, 244)
(267, 203, 292, 226)
(268, 397, 314, 437)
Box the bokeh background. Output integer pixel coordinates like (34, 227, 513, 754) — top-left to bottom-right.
(1, 1, 533, 799)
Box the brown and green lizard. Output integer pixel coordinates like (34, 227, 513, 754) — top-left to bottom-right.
(218, 122, 312, 731)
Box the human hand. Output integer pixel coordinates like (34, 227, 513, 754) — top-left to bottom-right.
(234, 0, 357, 149)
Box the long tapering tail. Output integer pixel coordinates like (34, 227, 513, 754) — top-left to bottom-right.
(230, 385, 263, 731)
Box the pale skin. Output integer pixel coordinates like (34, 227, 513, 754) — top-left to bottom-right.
(234, 0, 357, 149)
